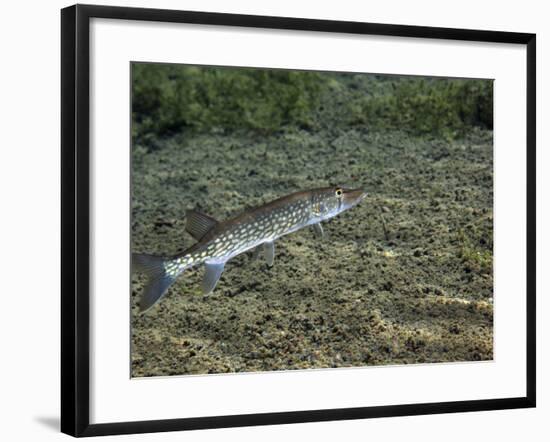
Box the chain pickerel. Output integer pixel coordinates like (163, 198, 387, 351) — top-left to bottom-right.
(133, 186, 367, 313)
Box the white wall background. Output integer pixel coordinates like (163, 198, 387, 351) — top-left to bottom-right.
(0, 0, 546, 440)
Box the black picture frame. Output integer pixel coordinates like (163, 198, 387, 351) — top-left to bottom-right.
(61, 4, 536, 437)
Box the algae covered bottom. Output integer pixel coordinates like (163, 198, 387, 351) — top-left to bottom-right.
(131, 132, 493, 377)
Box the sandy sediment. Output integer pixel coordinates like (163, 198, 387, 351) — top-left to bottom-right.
(131, 124, 493, 377)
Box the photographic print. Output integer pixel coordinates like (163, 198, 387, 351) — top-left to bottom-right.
(130, 63, 494, 378)
(61, 5, 535, 436)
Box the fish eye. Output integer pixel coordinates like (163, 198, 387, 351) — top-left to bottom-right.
(335, 188, 343, 197)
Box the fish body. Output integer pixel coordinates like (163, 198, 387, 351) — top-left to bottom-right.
(133, 186, 367, 313)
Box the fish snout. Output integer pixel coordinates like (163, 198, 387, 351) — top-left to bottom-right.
(343, 187, 368, 207)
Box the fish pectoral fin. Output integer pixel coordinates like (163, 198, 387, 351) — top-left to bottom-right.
(311, 223, 324, 238)
(202, 262, 225, 295)
(264, 241, 275, 267)
(185, 209, 218, 241)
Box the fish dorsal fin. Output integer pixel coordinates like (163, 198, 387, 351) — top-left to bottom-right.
(185, 209, 218, 241)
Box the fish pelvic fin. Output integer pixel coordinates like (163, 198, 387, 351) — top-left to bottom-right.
(132, 254, 182, 313)
(250, 242, 275, 266)
(264, 241, 275, 267)
(202, 261, 225, 295)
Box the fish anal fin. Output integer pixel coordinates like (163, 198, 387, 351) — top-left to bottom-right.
(186, 209, 218, 241)
(202, 261, 225, 294)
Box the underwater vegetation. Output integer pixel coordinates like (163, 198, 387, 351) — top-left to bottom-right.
(132, 64, 323, 140)
(132, 64, 492, 143)
(345, 76, 493, 139)
(131, 64, 493, 376)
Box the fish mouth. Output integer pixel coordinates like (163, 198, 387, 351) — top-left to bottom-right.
(346, 187, 368, 200)
(343, 188, 368, 208)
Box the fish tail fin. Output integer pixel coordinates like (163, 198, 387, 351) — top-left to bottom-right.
(132, 253, 182, 313)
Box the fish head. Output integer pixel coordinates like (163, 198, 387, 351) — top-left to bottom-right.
(311, 186, 368, 221)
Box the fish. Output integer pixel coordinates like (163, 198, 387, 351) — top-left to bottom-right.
(132, 186, 367, 313)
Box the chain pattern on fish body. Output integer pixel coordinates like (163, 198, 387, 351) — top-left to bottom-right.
(133, 186, 367, 313)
